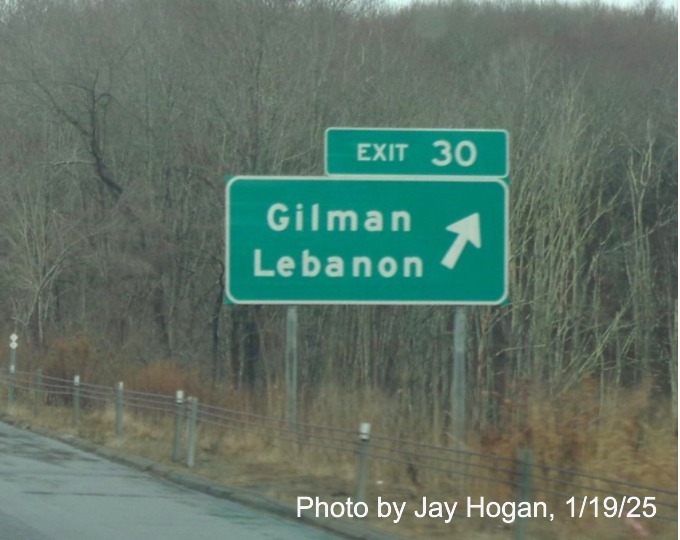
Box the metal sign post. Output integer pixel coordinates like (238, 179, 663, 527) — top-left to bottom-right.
(452, 307, 467, 448)
(224, 125, 510, 448)
(285, 306, 298, 427)
(9, 333, 17, 370)
(8, 334, 17, 407)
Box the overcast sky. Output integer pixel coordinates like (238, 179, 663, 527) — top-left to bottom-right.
(386, 0, 677, 10)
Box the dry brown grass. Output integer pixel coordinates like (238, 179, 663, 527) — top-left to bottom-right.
(1, 347, 676, 539)
(122, 363, 204, 399)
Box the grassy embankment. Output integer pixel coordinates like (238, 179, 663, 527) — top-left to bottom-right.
(1, 340, 676, 539)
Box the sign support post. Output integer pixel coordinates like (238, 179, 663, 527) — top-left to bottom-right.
(8, 333, 17, 407)
(451, 307, 467, 448)
(285, 306, 298, 427)
(225, 126, 509, 452)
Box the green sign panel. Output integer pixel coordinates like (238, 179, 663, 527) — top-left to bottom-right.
(325, 128, 508, 177)
(225, 176, 508, 305)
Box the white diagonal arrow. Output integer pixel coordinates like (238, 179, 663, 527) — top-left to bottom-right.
(441, 213, 482, 270)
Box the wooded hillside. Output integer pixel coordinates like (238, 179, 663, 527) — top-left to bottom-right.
(0, 0, 676, 433)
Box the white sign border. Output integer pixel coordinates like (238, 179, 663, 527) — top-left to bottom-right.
(225, 175, 509, 306)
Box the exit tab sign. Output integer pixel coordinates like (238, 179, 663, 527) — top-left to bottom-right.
(325, 128, 508, 177)
(225, 176, 508, 305)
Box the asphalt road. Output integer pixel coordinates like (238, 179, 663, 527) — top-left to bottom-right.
(0, 421, 340, 540)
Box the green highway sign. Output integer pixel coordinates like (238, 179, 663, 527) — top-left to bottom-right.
(225, 176, 508, 305)
(325, 128, 508, 177)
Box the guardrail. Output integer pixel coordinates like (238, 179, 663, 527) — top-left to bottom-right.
(0, 368, 676, 534)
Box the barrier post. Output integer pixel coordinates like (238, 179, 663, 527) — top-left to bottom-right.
(186, 397, 198, 468)
(115, 382, 124, 438)
(72, 375, 81, 427)
(33, 369, 42, 417)
(172, 390, 185, 461)
(354, 422, 371, 503)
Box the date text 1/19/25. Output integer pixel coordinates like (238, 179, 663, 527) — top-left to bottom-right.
(566, 496, 656, 519)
